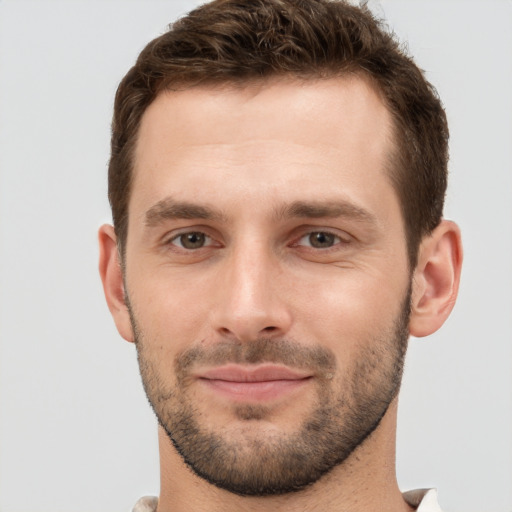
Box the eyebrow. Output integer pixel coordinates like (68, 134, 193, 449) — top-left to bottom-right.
(275, 200, 377, 225)
(144, 197, 377, 227)
(144, 197, 227, 227)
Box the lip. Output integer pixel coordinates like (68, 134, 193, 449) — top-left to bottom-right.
(196, 364, 312, 402)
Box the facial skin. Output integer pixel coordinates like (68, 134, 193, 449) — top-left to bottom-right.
(99, 76, 462, 511)
(132, 292, 410, 496)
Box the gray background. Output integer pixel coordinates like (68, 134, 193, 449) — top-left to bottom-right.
(0, 1, 511, 511)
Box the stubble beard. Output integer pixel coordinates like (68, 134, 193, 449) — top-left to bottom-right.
(129, 286, 411, 497)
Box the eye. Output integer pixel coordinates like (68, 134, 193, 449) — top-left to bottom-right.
(297, 231, 343, 249)
(170, 231, 212, 250)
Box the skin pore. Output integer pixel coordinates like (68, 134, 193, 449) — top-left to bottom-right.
(99, 76, 462, 512)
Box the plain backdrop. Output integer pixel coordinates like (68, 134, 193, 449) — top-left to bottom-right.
(0, 1, 511, 511)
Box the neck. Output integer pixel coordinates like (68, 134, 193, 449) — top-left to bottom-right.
(156, 399, 413, 512)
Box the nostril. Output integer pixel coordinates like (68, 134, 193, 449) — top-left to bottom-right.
(263, 326, 277, 332)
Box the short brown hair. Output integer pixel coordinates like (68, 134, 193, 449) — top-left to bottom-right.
(109, 0, 448, 267)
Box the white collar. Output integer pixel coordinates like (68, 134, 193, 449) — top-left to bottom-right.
(403, 489, 443, 512)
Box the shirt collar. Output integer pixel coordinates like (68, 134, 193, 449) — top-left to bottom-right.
(403, 489, 443, 512)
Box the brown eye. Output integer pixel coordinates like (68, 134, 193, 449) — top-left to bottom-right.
(307, 232, 337, 248)
(173, 232, 208, 249)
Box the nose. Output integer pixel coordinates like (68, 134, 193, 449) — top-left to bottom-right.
(211, 241, 293, 343)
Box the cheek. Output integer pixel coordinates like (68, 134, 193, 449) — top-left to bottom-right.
(294, 269, 407, 355)
(128, 270, 215, 353)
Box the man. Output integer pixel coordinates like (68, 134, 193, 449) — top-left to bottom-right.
(98, 0, 462, 510)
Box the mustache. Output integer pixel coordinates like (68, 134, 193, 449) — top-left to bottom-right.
(174, 338, 337, 378)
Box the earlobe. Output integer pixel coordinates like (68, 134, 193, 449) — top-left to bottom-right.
(98, 224, 135, 342)
(409, 220, 463, 338)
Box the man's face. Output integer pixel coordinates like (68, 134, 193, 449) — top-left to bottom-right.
(124, 77, 412, 495)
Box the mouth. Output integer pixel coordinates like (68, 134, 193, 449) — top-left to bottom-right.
(195, 364, 313, 402)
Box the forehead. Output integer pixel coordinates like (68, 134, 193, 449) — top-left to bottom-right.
(136, 75, 392, 160)
(131, 76, 397, 223)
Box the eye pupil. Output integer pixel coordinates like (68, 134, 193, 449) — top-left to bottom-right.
(180, 232, 205, 249)
(309, 232, 335, 248)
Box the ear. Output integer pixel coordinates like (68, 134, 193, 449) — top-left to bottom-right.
(409, 220, 463, 337)
(98, 224, 135, 342)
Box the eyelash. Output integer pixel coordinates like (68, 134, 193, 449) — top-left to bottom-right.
(294, 231, 348, 250)
(165, 229, 350, 252)
(168, 231, 216, 250)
